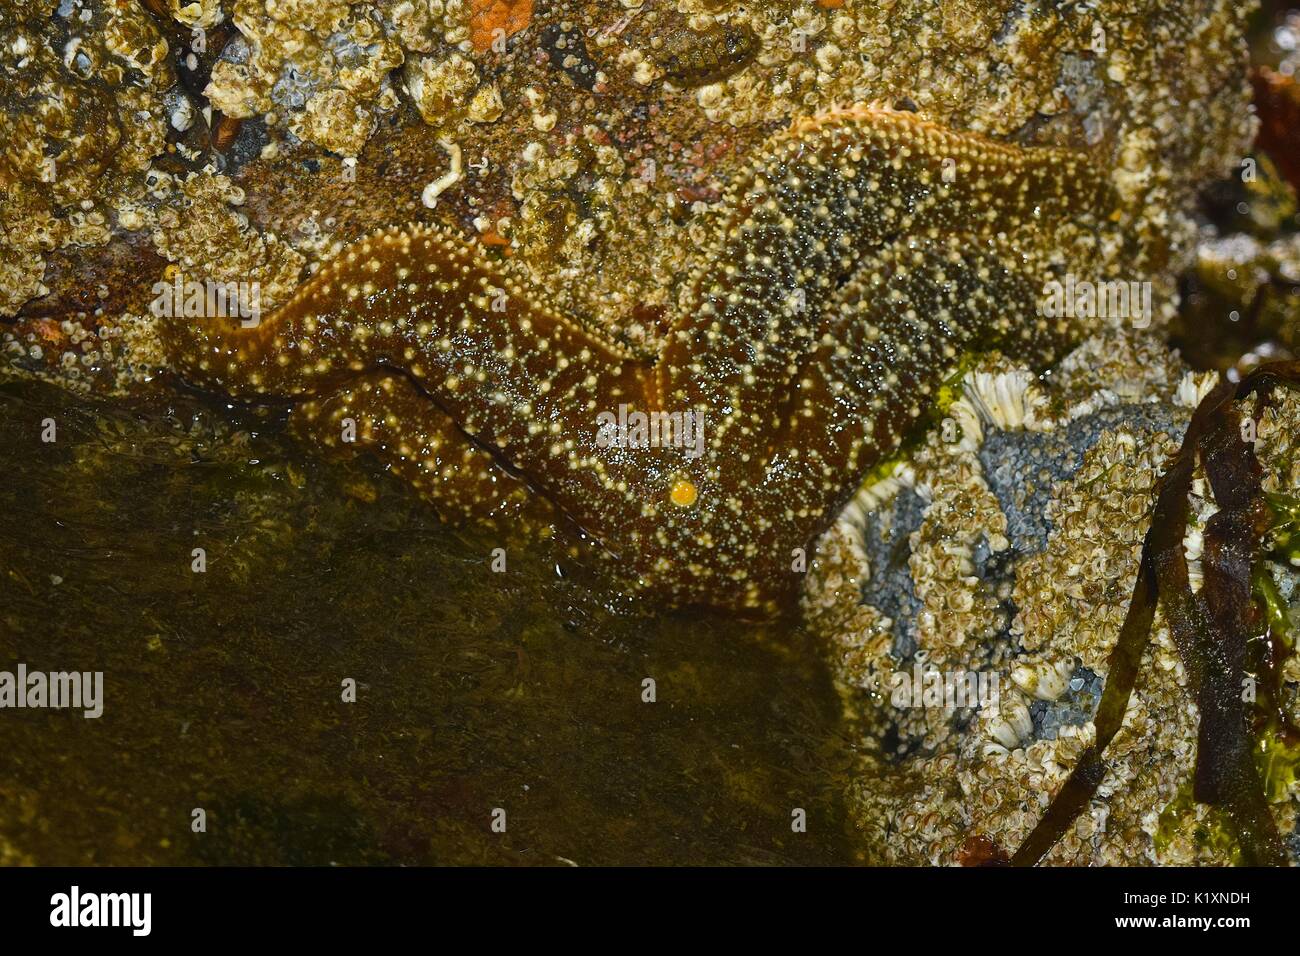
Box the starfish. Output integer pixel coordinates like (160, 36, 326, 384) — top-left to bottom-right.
(166, 107, 1118, 613)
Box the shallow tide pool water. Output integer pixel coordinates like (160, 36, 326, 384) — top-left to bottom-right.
(0, 376, 858, 865)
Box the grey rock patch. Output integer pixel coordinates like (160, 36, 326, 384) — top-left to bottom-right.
(980, 403, 1189, 555)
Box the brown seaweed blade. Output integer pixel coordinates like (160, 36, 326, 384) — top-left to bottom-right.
(1251, 68, 1300, 193)
(1013, 362, 1300, 866)
(1194, 412, 1285, 864)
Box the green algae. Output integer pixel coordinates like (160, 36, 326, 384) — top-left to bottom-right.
(0, 374, 856, 865)
(1265, 492, 1300, 564)
(1154, 784, 1245, 865)
(1254, 728, 1300, 805)
(1249, 560, 1300, 805)
(855, 351, 999, 495)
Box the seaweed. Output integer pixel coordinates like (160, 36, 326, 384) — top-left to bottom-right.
(1013, 361, 1300, 866)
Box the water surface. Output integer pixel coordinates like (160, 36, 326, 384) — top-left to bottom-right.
(0, 376, 856, 865)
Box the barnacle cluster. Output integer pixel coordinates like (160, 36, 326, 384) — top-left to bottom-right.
(0, 0, 171, 315)
(151, 170, 304, 310)
(805, 332, 1300, 864)
(2, 0, 1259, 400)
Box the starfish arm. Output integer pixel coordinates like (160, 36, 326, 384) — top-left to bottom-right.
(289, 371, 534, 524)
(661, 106, 1114, 465)
(164, 224, 670, 542)
(164, 223, 642, 402)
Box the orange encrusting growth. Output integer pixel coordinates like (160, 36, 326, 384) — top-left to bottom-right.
(469, 0, 534, 54)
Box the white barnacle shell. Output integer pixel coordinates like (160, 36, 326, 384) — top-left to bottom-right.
(1010, 658, 1075, 701)
(1174, 369, 1219, 409)
(987, 692, 1034, 749)
(962, 369, 1050, 432)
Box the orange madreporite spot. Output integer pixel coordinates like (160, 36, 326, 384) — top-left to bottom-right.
(669, 480, 699, 509)
(470, 0, 534, 54)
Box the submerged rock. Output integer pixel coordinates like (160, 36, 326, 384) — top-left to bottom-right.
(806, 331, 1300, 865)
